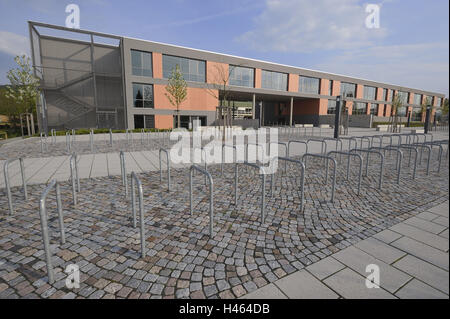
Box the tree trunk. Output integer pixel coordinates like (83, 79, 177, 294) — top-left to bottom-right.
(177, 106, 180, 128)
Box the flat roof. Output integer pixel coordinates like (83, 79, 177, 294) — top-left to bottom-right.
(28, 21, 446, 98)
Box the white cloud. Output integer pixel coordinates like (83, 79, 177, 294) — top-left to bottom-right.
(314, 42, 449, 96)
(237, 0, 387, 52)
(0, 31, 29, 56)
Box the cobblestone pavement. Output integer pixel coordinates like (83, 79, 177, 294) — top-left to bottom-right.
(0, 149, 448, 299)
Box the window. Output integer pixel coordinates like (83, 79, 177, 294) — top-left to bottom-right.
(414, 93, 422, 105)
(298, 76, 320, 94)
(229, 65, 254, 87)
(383, 105, 388, 117)
(133, 83, 154, 108)
(261, 70, 288, 91)
(435, 97, 442, 107)
(134, 115, 155, 129)
(398, 91, 409, 104)
(329, 80, 333, 96)
(363, 86, 377, 100)
(370, 103, 378, 115)
(388, 89, 394, 102)
(397, 106, 407, 117)
(327, 99, 336, 114)
(353, 102, 367, 115)
(382, 88, 388, 101)
(340, 82, 357, 97)
(162, 54, 205, 82)
(411, 108, 422, 121)
(131, 50, 152, 77)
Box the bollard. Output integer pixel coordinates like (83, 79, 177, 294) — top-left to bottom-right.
(3, 158, 28, 215)
(38, 179, 66, 284)
(120, 151, 128, 196)
(189, 165, 214, 236)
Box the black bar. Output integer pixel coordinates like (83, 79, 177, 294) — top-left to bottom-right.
(424, 106, 431, 134)
(334, 96, 341, 139)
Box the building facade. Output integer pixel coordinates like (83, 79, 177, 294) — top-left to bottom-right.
(28, 21, 446, 132)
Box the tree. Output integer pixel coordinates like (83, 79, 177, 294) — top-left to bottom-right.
(420, 96, 432, 123)
(165, 64, 187, 128)
(442, 98, 449, 117)
(1, 55, 40, 134)
(205, 63, 240, 144)
(390, 92, 403, 133)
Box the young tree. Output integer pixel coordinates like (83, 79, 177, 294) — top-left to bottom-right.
(165, 64, 187, 128)
(3, 55, 40, 134)
(420, 96, 432, 123)
(390, 93, 404, 133)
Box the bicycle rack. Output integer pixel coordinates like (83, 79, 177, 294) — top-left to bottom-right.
(301, 153, 336, 202)
(89, 129, 94, 152)
(398, 145, 418, 179)
(338, 137, 357, 152)
(71, 129, 76, 144)
(38, 179, 66, 284)
(221, 144, 237, 177)
(109, 128, 113, 146)
(40, 132, 48, 153)
(50, 129, 56, 144)
(269, 142, 288, 172)
(126, 129, 133, 147)
(350, 149, 384, 189)
(323, 138, 343, 153)
(69, 153, 80, 205)
(422, 141, 443, 173)
(159, 148, 171, 191)
(130, 172, 146, 258)
(240, 162, 269, 223)
(370, 146, 403, 184)
(3, 158, 28, 215)
(306, 139, 327, 155)
(269, 157, 305, 211)
(358, 136, 373, 149)
(189, 165, 214, 236)
(66, 131, 71, 152)
(246, 142, 265, 163)
(371, 135, 383, 149)
(287, 140, 308, 158)
(411, 143, 432, 175)
(327, 151, 363, 195)
(120, 151, 128, 196)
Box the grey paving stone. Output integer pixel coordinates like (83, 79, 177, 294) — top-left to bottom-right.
(333, 246, 411, 294)
(404, 217, 447, 234)
(241, 283, 287, 299)
(393, 255, 449, 295)
(433, 216, 449, 228)
(395, 279, 448, 299)
(354, 237, 406, 264)
(439, 229, 449, 239)
(306, 256, 345, 281)
(389, 223, 449, 252)
(275, 269, 338, 299)
(415, 211, 440, 222)
(427, 202, 449, 217)
(391, 236, 449, 271)
(323, 268, 396, 299)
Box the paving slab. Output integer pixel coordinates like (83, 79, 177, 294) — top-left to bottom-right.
(306, 256, 345, 281)
(372, 229, 403, 244)
(403, 216, 447, 234)
(393, 255, 449, 295)
(332, 246, 412, 294)
(241, 283, 287, 299)
(323, 268, 396, 299)
(391, 236, 449, 271)
(395, 279, 448, 299)
(427, 202, 449, 217)
(354, 237, 406, 264)
(433, 216, 449, 228)
(389, 223, 449, 252)
(274, 269, 339, 299)
(415, 211, 440, 222)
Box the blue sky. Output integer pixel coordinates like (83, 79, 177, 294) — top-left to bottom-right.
(0, 0, 448, 96)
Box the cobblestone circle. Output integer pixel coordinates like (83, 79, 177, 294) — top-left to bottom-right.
(0, 148, 448, 299)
